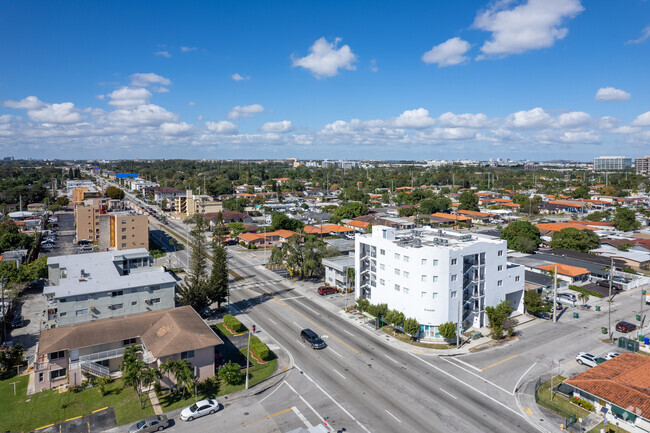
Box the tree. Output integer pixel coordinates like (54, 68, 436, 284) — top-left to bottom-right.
(207, 221, 229, 309)
(345, 267, 355, 292)
(104, 186, 125, 200)
(612, 207, 641, 231)
(438, 322, 456, 341)
(176, 215, 210, 312)
(403, 317, 420, 340)
(160, 359, 195, 398)
(571, 186, 590, 199)
(524, 290, 550, 314)
(0, 344, 24, 377)
(458, 190, 479, 211)
(578, 292, 590, 307)
(500, 221, 541, 253)
(398, 206, 417, 217)
(550, 228, 600, 252)
(271, 213, 304, 232)
(95, 376, 112, 396)
(223, 197, 250, 212)
(419, 197, 451, 214)
(218, 361, 243, 385)
(331, 202, 368, 221)
(120, 345, 148, 407)
(485, 300, 513, 340)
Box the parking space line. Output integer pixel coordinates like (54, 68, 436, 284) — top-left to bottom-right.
(482, 354, 519, 371)
(333, 369, 346, 379)
(385, 409, 402, 423)
(439, 388, 457, 400)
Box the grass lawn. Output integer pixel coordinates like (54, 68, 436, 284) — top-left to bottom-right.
(214, 322, 248, 337)
(379, 325, 454, 349)
(157, 348, 277, 412)
(588, 422, 630, 433)
(0, 375, 154, 433)
(536, 376, 589, 420)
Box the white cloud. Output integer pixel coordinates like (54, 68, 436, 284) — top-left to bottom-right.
(180, 46, 198, 52)
(506, 107, 552, 129)
(206, 120, 238, 134)
(631, 111, 650, 127)
(627, 26, 650, 44)
(474, 0, 583, 57)
(28, 102, 83, 124)
(155, 50, 171, 58)
(594, 87, 631, 102)
(558, 131, 599, 143)
(370, 59, 378, 72)
(107, 87, 153, 107)
(0, 115, 14, 122)
(438, 112, 491, 128)
(391, 108, 435, 129)
(292, 37, 358, 78)
(260, 120, 293, 133)
(422, 37, 471, 67)
(227, 104, 264, 120)
(188, 101, 196, 106)
(130, 73, 172, 88)
(159, 122, 192, 136)
(3, 96, 45, 110)
(108, 104, 178, 126)
(232, 73, 250, 81)
(598, 116, 619, 129)
(556, 111, 591, 128)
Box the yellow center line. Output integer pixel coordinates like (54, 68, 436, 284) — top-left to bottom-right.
(525, 407, 533, 415)
(276, 299, 360, 355)
(413, 349, 424, 354)
(481, 354, 519, 371)
(242, 407, 293, 427)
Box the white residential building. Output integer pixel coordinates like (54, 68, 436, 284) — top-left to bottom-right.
(355, 226, 524, 338)
(323, 256, 355, 289)
(593, 156, 632, 171)
(44, 249, 177, 328)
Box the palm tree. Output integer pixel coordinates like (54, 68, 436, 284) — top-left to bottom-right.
(120, 345, 147, 407)
(578, 292, 590, 308)
(160, 359, 195, 399)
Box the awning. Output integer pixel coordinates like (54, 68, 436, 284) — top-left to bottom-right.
(611, 405, 637, 422)
(361, 312, 377, 320)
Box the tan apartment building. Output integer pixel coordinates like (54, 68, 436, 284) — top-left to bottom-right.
(636, 156, 650, 176)
(98, 211, 148, 251)
(75, 205, 101, 243)
(71, 186, 103, 203)
(174, 189, 222, 217)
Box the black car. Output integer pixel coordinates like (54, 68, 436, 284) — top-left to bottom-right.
(300, 328, 326, 349)
(11, 315, 24, 328)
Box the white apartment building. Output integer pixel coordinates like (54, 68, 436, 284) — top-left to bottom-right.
(635, 156, 650, 176)
(593, 156, 632, 171)
(44, 249, 176, 328)
(355, 226, 524, 338)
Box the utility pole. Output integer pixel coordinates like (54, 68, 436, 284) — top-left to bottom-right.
(456, 300, 461, 348)
(245, 325, 252, 389)
(553, 265, 558, 323)
(608, 257, 613, 341)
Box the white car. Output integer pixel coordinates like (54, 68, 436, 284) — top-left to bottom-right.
(576, 352, 598, 367)
(179, 399, 220, 421)
(605, 352, 620, 360)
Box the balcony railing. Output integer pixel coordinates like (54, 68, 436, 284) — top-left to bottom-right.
(78, 346, 130, 363)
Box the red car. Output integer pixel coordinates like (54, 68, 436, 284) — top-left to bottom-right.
(317, 286, 338, 296)
(615, 321, 637, 333)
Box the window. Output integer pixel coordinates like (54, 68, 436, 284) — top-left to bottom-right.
(75, 295, 88, 302)
(451, 274, 457, 282)
(123, 338, 136, 346)
(515, 276, 520, 282)
(122, 227, 127, 232)
(380, 264, 385, 270)
(122, 243, 127, 247)
(132, 301, 137, 305)
(122, 220, 126, 224)
(122, 235, 127, 240)
(498, 280, 503, 286)
(380, 249, 385, 255)
(498, 265, 503, 271)
(49, 350, 65, 360)
(395, 253, 400, 260)
(150, 298, 161, 304)
(60, 312, 66, 317)
(109, 303, 123, 310)
(75, 308, 88, 316)
(403, 271, 409, 279)
(380, 279, 385, 285)
(39, 372, 44, 382)
(394, 284, 400, 292)
(432, 292, 438, 300)
(498, 250, 504, 257)
(432, 276, 438, 282)
(403, 287, 409, 294)
(451, 291, 457, 298)
(421, 259, 427, 265)
(111, 291, 123, 297)
(181, 350, 195, 360)
(395, 269, 400, 276)
(403, 256, 409, 263)
(50, 368, 66, 380)
(421, 291, 427, 298)
(421, 275, 427, 282)
(451, 258, 457, 265)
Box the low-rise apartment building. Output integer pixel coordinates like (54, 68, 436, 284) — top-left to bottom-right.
(175, 190, 223, 217)
(636, 156, 650, 176)
(98, 211, 148, 251)
(44, 249, 176, 328)
(355, 226, 524, 338)
(323, 255, 355, 290)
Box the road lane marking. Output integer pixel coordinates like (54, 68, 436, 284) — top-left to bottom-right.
(410, 354, 523, 418)
(297, 340, 306, 348)
(450, 356, 482, 373)
(385, 355, 399, 364)
(525, 407, 533, 415)
(259, 380, 286, 403)
(329, 348, 344, 358)
(292, 321, 303, 329)
(285, 381, 331, 432)
(293, 299, 318, 315)
(241, 407, 293, 427)
(481, 354, 519, 371)
(513, 362, 538, 394)
(439, 388, 458, 400)
(295, 363, 371, 433)
(442, 357, 513, 395)
(413, 349, 424, 354)
(268, 318, 277, 325)
(282, 296, 306, 301)
(291, 406, 313, 428)
(333, 369, 346, 379)
(385, 409, 402, 423)
(343, 329, 354, 336)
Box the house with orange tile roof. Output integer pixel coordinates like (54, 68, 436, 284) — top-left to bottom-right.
(456, 210, 498, 224)
(345, 220, 371, 230)
(538, 263, 590, 283)
(237, 229, 301, 246)
(431, 212, 472, 223)
(565, 353, 650, 433)
(535, 222, 591, 236)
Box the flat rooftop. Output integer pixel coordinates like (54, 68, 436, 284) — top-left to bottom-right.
(366, 226, 504, 249)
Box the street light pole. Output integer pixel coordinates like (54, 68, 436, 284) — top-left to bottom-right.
(245, 326, 251, 390)
(553, 265, 558, 323)
(608, 257, 613, 341)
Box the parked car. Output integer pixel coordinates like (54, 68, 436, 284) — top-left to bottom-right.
(596, 279, 623, 291)
(576, 352, 598, 367)
(179, 399, 220, 421)
(615, 321, 637, 333)
(80, 245, 92, 252)
(300, 328, 326, 349)
(317, 286, 338, 296)
(612, 276, 630, 285)
(605, 352, 620, 360)
(11, 315, 23, 329)
(557, 293, 577, 302)
(128, 415, 170, 433)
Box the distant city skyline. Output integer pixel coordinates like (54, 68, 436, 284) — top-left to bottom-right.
(1, 0, 649, 160)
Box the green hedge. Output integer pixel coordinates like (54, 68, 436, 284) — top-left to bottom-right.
(250, 336, 270, 361)
(223, 314, 244, 333)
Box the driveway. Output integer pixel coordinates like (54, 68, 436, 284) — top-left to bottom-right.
(10, 281, 45, 358)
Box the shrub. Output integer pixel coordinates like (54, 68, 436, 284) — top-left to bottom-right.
(438, 322, 456, 340)
(218, 361, 243, 385)
(250, 336, 270, 361)
(223, 314, 244, 333)
(571, 396, 595, 411)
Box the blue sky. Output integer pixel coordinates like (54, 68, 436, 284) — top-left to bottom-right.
(1, 0, 649, 161)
